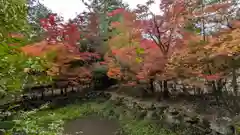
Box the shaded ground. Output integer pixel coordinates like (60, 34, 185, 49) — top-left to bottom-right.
(63, 117, 120, 135)
(4, 96, 176, 135)
(2, 85, 239, 134)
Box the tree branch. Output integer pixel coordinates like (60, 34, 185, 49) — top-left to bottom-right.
(150, 12, 166, 53)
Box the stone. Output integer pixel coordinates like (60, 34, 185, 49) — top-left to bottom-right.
(156, 104, 169, 112)
(145, 111, 155, 120)
(202, 118, 211, 127)
(112, 97, 124, 106)
(210, 117, 234, 135)
(168, 108, 180, 116)
(126, 100, 135, 109)
(105, 91, 239, 135)
(184, 116, 200, 125)
(136, 110, 147, 119)
(125, 110, 134, 118)
(164, 113, 180, 124)
(134, 104, 143, 111)
(148, 103, 156, 110)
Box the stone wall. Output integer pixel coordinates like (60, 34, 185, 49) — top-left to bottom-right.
(105, 92, 240, 135)
(152, 76, 240, 96)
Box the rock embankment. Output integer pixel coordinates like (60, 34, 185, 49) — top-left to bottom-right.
(104, 91, 240, 135)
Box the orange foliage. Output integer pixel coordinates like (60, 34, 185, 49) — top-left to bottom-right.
(167, 19, 240, 85)
(21, 41, 51, 56)
(193, 1, 232, 16)
(106, 38, 168, 83)
(20, 40, 93, 86)
(108, 10, 142, 50)
(21, 41, 83, 62)
(107, 67, 122, 80)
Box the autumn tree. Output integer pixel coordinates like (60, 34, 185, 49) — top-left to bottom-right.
(37, 14, 101, 88)
(166, 0, 240, 97)
(126, 0, 199, 97)
(105, 0, 239, 100)
(72, 0, 129, 55)
(105, 9, 142, 81)
(104, 8, 167, 97)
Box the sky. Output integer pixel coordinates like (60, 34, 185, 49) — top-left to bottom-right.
(40, 0, 161, 21)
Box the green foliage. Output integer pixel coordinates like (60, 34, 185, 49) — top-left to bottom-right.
(0, 0, 28, 41)
(5, 37, 29, 47)
(0, 42, 52, 97)
(0, 121, 15, 131)
(7, 103, 96, 135)
(101, 102, 175, 135)
(93, 65, 108, 78)
(0, 0, 53, 96)
(96, 0, 127, 37)
(92, 65, 111, 88)
(7, 101, 175, 135)
(9, 104, 64, 135)
(234, 119, 240, 134)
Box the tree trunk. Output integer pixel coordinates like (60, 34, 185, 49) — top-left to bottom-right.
(60, 89, 64, 95)
(163, 80, 169, 98)
(149, 78, 154, 93)
(71, 86, 74, 92)
(64, 88, 67, 95)
(41, 91, 44, 99)
(51, 89, 54, 96)
(231, 67, 240, 111)
(232, 67, 238, 96)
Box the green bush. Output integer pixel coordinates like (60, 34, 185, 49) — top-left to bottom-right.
(0, 42, 52, 98)
(0, 0, 28, 41)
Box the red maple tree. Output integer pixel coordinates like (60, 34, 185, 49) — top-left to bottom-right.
(22, 13, 102, 87)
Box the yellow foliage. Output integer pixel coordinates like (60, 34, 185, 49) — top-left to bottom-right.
(207, 28, 240, 57)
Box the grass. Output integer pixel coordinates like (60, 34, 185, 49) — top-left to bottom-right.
(6, 99, 177, 135)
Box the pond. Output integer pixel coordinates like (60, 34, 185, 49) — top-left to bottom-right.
(63, 117, 121, 135)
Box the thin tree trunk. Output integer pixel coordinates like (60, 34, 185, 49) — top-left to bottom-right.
(60, 89, 64, 95)
(41, 91, 44, 99)
(149, 78, 154, 93)
(71, 86, 74, 92)
(64, 88, 67, 96)
(232, 67, 238, 96)
(51, 89, 54, 96)
(163, 80, 169, 98)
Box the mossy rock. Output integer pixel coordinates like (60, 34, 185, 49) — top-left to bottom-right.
(135, 110, 147, 119)
(232, 115, 240, 134)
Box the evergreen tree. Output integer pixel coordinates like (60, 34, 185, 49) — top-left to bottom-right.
(27, 0, 53, 41)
